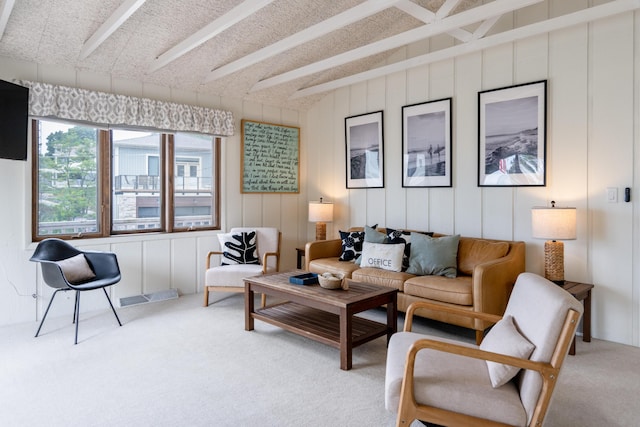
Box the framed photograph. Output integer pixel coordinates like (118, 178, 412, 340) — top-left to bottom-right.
(402, 98, 452, 187)
(345, 111, 384, 188)
(478, 80, 547, 187)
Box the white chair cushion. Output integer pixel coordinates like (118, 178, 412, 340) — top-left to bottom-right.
(385, 331, 527, 426)
(206, 264, 265, 288)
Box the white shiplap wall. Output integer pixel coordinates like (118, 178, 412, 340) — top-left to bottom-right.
(0, 57, 307, 326)
(304, 8, 640, 347)
(0, 3, 638, 348)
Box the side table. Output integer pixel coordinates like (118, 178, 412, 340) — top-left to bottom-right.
(561, 281, 594, 355)
(296, 247, 305, 269)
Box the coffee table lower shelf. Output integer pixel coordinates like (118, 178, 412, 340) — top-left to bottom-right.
(253, 302, 391, 349)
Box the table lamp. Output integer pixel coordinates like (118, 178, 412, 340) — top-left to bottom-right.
(308, 198, 333, 241)
(531, 201, 577, 285)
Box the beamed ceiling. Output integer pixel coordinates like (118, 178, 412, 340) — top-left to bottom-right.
(0, 0, 638, 110)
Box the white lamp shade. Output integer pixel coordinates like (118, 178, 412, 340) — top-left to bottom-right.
(531, 207, 577, 240)
(308, 201, 333, 223)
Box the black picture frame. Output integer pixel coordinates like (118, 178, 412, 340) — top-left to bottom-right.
(345, 110, 384, 188)
(478, 80, 547, 187)
(402, 98, 452, 187)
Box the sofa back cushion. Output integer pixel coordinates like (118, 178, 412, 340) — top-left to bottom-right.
(457, 238, 509, 275)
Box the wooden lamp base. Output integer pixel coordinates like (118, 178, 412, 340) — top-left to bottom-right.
(544, 240, 565, 285)
(315, 222, 327, 241)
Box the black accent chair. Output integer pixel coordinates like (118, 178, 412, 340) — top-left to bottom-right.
(30, 238, 122, 344)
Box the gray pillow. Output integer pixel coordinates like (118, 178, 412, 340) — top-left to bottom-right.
(56, 253, 96, 284)
(406, 234, 460, 278)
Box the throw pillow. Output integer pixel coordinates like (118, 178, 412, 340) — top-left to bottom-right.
(56, 253, 96, 284)
(480, 315, 535, 388)
(217, 231, 260, 265)
(457, 239, 510, 275)
(359, 241, 405, 272)
(406, 234, 460, 278)
(338, 230, 365, 262)
(364, 225, 388, 243)
(386, 229, 435, 271)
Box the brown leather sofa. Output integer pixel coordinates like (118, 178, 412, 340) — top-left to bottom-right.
(305, 228, 526, 344)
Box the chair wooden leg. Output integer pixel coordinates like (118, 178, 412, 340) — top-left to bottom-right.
(261, 293, 266, 308)
(203, 286, 209, 307)
(475, 329, 484, 345)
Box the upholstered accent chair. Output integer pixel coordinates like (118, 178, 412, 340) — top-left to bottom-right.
(30, 238, 122, 344)
(204, 227, 281, 307)
(385, 272, 583, 427)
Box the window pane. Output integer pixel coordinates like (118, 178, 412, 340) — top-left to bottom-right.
(112, 130, 162, 232)
(36, 120, 99, 236)
(173, 133, 215, 229)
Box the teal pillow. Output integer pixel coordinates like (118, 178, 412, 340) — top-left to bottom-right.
(406, 234, 460, 278)
(364, 225, 388, 243)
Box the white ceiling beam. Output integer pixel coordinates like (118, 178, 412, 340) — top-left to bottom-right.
(79, 0, 146, 60)
(394, 0, 435, 24)
(436, 0, 464, 19)
(290, 0, 640, 100)
(0, 0, 16, 40)
(203, 0, 401, 83)
(394, 0, 482, 43)
(251, 0, 541, 93)
(473, 15, 502, 40)
(148, 0, 275, 73)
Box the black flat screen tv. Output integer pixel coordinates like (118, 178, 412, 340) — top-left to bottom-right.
(0, 79, 29, 161)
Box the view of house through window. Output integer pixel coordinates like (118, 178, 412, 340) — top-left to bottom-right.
(33, 119, 219, 239)
(111, 129, 162, 232)
(173, 133, 216, 230)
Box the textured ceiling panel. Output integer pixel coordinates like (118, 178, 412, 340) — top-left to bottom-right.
(0, 0, 625, 111)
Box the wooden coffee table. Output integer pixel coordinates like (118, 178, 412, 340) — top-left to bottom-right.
(244, 270, 398, 370)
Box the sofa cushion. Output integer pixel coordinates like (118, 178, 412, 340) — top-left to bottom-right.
(406, 234, 460, 278)
(352, 267, 415, 292)
(458, 238, 510, 275)
(480, 315, 535, 388)
(404, 275, 473, 306)
(308, 257, 362, 279)
(359, 242, 405, 272)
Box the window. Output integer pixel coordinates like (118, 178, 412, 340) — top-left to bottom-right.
(33, 119, 220, 240)
(172, 133, 218, 231)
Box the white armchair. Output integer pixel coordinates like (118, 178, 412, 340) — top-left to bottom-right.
(385, 272, 583, 427)
(204, 227, 281, 307)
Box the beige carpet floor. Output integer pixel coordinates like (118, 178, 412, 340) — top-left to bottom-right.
(0, 292, 638, 426)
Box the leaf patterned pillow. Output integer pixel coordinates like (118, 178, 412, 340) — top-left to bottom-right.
(217, 231, 260, 265)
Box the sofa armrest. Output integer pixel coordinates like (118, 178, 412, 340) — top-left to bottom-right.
(472, 241, 526, 318)
(404, 301, 502, 332)
(304, 239, 343, 270)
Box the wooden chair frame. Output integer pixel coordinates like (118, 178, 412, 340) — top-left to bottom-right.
(203, 231, 281, 307)
(396, 301, 581, 427)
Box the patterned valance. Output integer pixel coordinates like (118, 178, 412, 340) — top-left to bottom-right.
(18, 80, 234, 136)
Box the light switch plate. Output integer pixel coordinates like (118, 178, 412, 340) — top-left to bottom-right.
(607, 187, 618, 203)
